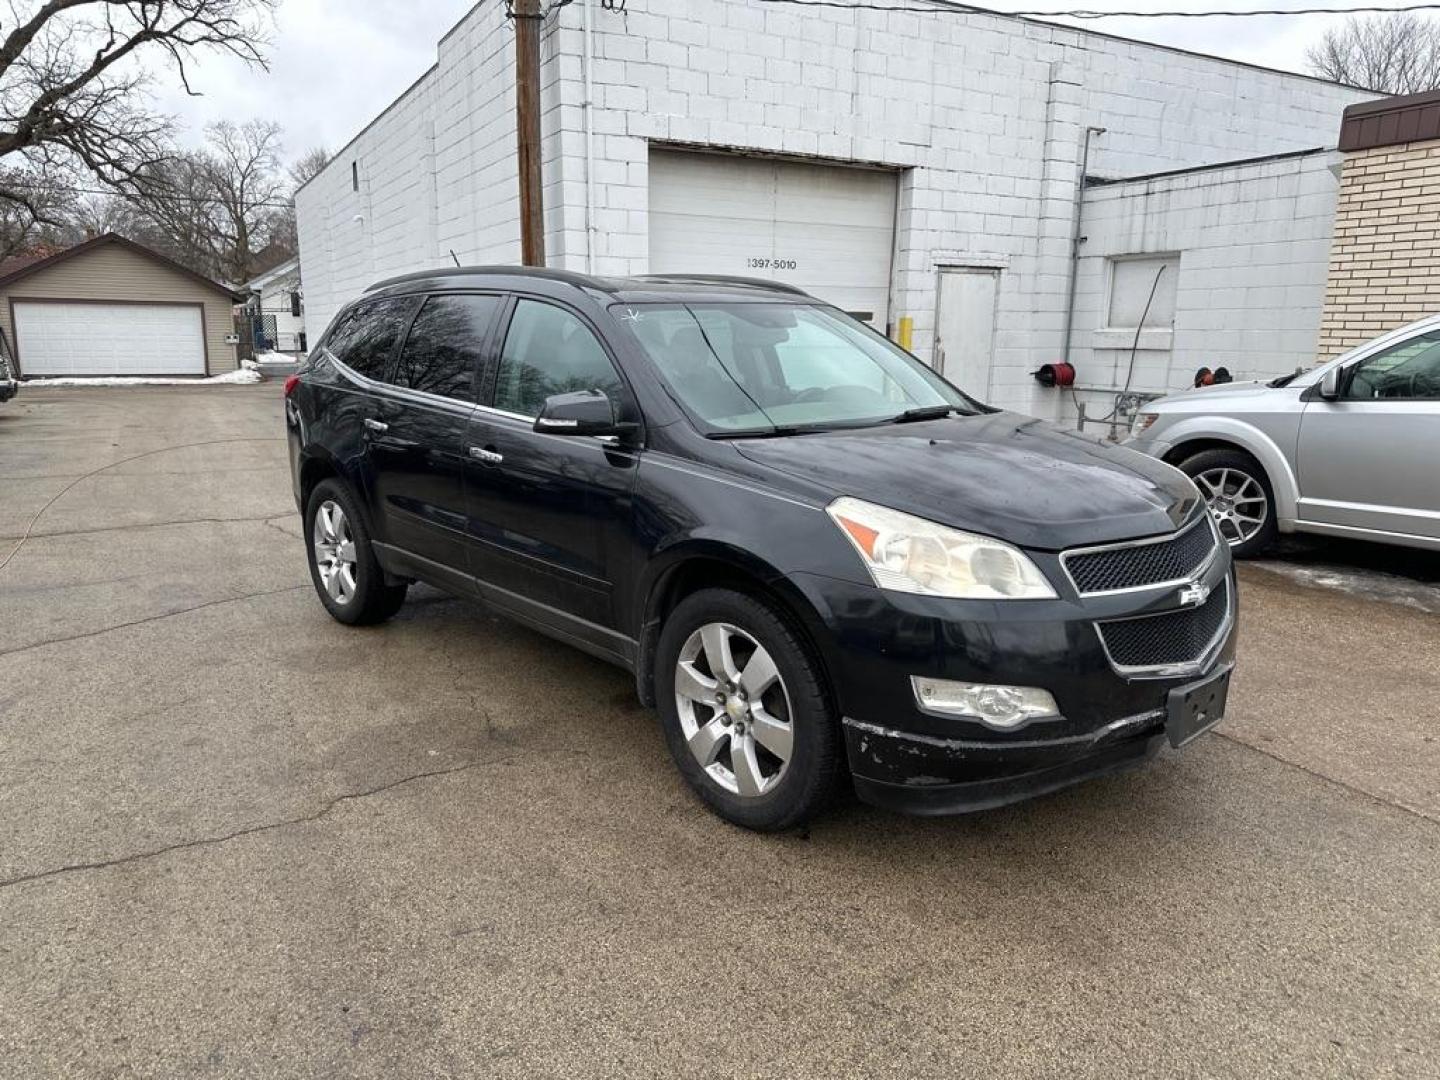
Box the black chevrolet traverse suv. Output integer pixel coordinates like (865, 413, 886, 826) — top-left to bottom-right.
(286, 268, 1236, 830)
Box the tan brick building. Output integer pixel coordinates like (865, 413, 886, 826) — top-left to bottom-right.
(1319, 91, 1440, 359)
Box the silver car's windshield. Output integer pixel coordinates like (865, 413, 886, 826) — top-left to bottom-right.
(614, 302, 979, 435)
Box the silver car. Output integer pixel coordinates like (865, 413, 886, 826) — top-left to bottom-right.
(1126, 314, 1440, 557)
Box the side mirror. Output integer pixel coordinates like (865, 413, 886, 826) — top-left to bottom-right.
(533, 389, 638, 439)
(1319, 366, 1342, 401)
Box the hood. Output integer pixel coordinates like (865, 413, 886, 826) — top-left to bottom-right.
(733, 411, 1203, 551)
(1150, 380, 1287, 409)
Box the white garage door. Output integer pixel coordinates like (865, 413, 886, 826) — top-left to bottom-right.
(15, 301, 206, 377)
(648, 149, 898, 328)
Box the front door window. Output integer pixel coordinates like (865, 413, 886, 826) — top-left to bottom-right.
(493, 300, 622, 416)
(1344, 330, 1440, 400)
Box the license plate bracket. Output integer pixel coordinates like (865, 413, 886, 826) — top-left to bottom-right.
(1165, 664, 1232, 748)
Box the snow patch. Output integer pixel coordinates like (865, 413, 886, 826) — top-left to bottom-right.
(24, 368, 263, 387)
(252, 349, 304, 364)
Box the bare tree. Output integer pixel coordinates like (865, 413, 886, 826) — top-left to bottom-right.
(1307, 13, 1440, 94)
(0, 1, 275, 192)
(0, 164, 72, 258)
(288, 145, 329, 190)
(200, 118, 286, 282)
(115, 119, 292, 282)
(122, 152, 224, 274)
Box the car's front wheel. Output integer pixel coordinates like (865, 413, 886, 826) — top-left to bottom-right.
(656, 588, 844, 831)
(1178, 447, 1277, 558)
(304, 479, 408, 625)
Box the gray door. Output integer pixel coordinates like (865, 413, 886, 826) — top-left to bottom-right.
(933, 268, 999, 399)
(1296, 327, 1440, 541)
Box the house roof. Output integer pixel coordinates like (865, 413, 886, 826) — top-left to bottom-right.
(245, 256, 300, 291)
(0, 246, 66, 279)
(0, 233, 243, 300)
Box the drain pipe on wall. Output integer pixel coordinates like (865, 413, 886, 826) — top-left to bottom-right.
(582, 0, 597, 274)
(1059, 125, 1105, 368)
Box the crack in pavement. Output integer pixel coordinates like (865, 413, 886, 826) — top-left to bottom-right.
(0, 585, 308, 659)
(0, 437, 286, 574)
(1215, 730, 1438, 826)
(0, 513, 298, 543)
(0, 465, 285, 483)
(0, 752, 565, 892)
(263, 515, 303, 540)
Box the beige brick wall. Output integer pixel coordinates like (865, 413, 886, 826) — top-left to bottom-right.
(1318, 140, 1440, 359)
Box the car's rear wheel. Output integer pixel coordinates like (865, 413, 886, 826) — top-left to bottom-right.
(656, 588, 843, 831)
(304, 479, 408, 625)
(1177, 447, 1277, 558)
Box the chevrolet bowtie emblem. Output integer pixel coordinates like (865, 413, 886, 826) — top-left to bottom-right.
(1178, 580, 1211, 607)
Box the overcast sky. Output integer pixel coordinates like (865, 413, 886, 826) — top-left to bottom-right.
(148, 0, 1426, 164)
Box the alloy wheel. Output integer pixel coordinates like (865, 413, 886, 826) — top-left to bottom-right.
(673, 622, 794, 798)
(1195, 467, 1269, 546)
(312, 499, 358, 605)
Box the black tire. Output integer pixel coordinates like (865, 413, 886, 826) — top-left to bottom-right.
(304, 478, 408, 625)
(656, 588, 844, 831)
(1177, 447, 1277, 559)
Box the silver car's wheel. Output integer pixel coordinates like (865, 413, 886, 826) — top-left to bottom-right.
(1195, 466, 1269, 547)
(312, 499, 358, 605)
(673, 622, 794, 798)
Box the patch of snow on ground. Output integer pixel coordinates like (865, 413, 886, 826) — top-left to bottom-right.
(24, 368, 263, 387)
(253, 350, 304, 364)
(1250, 560, 1440, 615)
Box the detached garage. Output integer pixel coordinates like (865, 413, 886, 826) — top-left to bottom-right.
(0, 233, 240, 378)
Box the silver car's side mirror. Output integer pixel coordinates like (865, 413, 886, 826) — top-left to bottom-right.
(1319, 366, 1342, 400)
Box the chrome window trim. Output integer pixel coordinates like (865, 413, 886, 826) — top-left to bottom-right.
(1060, 512, 1220, 598)
(1093, 576, 1233, 681)
(325, 350, 639, 452)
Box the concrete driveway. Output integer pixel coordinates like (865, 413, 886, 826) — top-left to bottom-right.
(1, 385, 1436, 1078)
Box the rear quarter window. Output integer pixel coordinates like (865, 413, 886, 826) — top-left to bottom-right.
(325, 297, 418, 381)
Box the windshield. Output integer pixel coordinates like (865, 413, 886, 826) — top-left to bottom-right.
(613, 302, 980, 435)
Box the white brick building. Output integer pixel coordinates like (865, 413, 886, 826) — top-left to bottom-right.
(295, 0, 1372, 419)
(1063, 147, 1343, 427)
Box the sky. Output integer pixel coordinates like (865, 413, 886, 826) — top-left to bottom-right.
(144, 0, 1430, 165)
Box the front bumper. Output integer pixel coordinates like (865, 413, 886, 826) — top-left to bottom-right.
(848, 722, 1166, 815)
(787, 550, 1237, 815)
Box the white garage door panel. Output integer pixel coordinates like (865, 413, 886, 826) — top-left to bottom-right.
(649, 150, 897, 327)
(16, 302, 205, 376)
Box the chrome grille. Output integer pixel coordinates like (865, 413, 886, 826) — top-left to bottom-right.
(1097, 579, 1230, 672)
(1064, 516, 1217, 596)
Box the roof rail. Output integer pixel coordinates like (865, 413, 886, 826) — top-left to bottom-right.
(631, 274, 812, 297)
(364, 265, 605, 293)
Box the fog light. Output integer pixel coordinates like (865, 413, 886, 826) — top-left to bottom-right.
(911, 677, 1060, 730)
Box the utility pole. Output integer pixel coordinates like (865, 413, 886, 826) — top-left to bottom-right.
(513, 0, 545, 266)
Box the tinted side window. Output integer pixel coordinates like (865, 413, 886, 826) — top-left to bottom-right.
(1345, 330, 1440, 400)
(391, 294, 501, 400)
(327, 297, 416, 381)
(493, 299, 621, 416)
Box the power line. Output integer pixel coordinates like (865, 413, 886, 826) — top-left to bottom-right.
(754, 1, 1440, 18)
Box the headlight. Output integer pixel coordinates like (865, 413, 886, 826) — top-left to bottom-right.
(827, 497, 1056, 600)
(1131, 411, 1158, 437)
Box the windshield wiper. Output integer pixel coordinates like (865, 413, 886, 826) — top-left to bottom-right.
(889, 405, 956, 424)
(1268, 371, 1301, 388)
(708, 423, 834, 439)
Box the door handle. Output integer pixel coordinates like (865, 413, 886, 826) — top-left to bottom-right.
(363, 418, 388, 433)
(468, 446, 504, 465)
